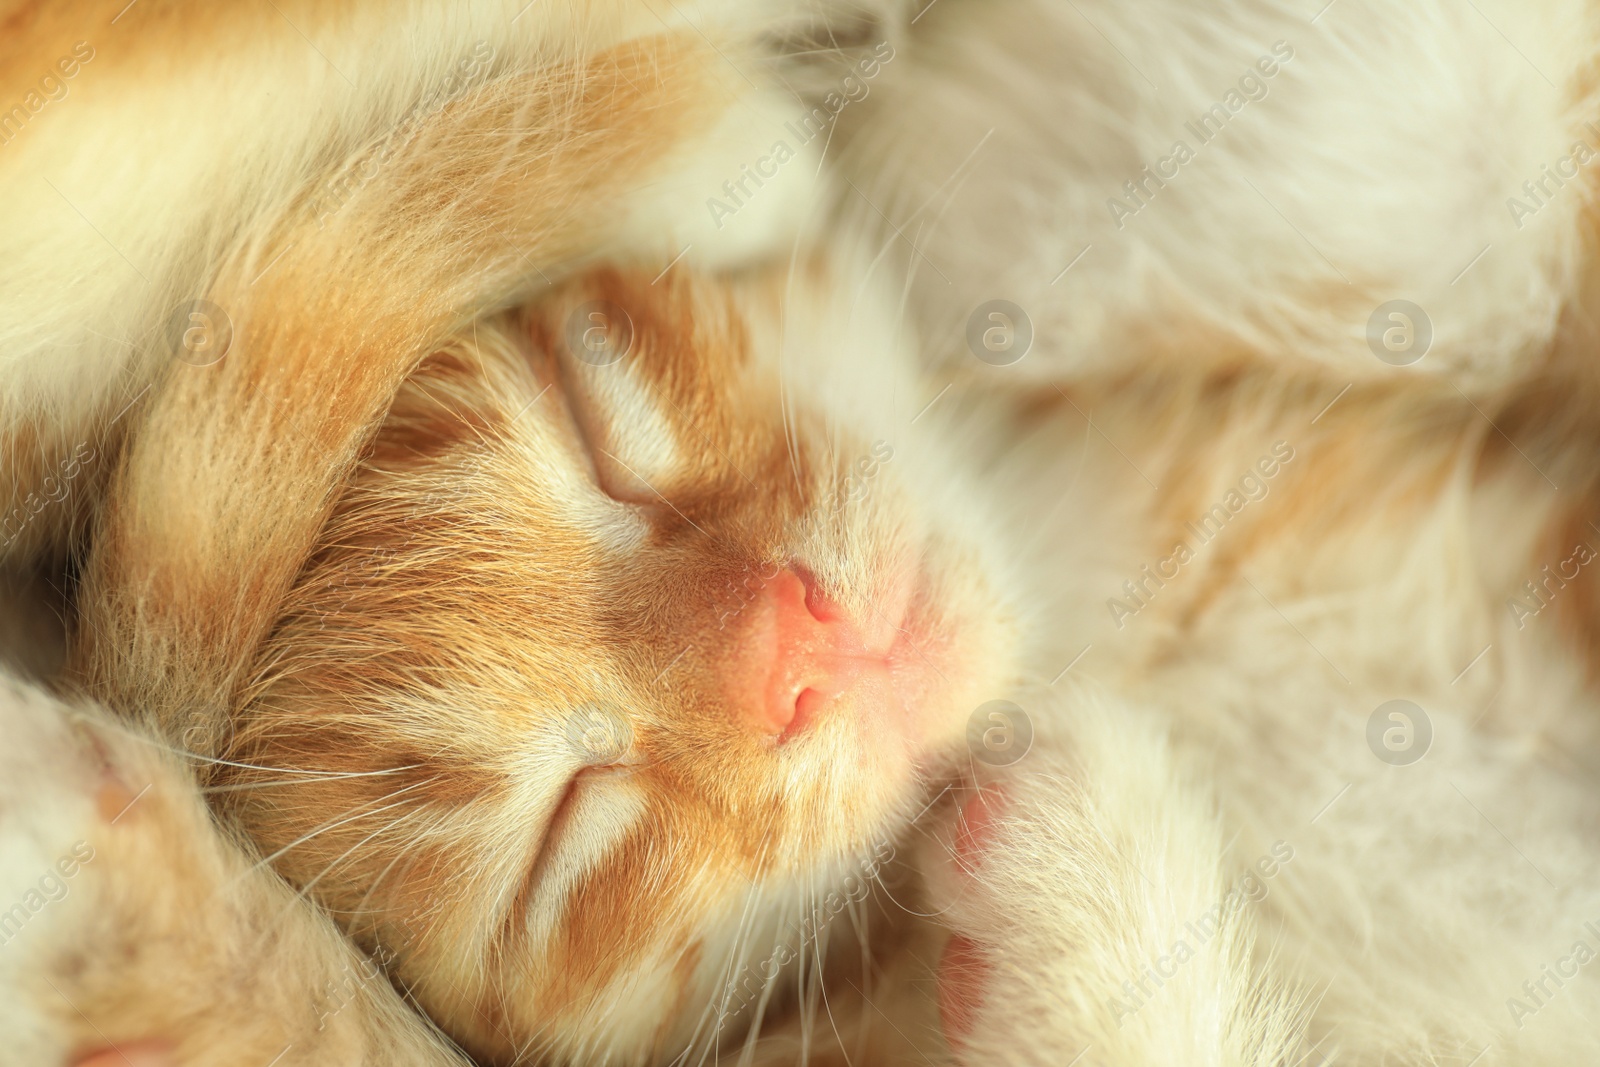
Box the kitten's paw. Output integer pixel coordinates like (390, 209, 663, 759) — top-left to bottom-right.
(922, 697, 1306, 1067)
(0, 675, 464, 1067)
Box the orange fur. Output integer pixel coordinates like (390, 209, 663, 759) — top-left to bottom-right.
(72, 33, 726, 750)
(207, 263, 1017, 1062)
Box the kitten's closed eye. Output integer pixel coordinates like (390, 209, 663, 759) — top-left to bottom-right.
(527, 750, 644, 906)
(549, 317, 676, 508)
(221, 263, 1018, 1064)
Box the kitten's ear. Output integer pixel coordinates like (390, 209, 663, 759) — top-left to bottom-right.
(68, 34, 742, 754)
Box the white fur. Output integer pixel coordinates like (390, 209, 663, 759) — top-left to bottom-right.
(923, 690, 1306, 1066)
(837, 0, 1599, 385)
(0, 674, 469, 1066)
(835, 1, 1600, 1062)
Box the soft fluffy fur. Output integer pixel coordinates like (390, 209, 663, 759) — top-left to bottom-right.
(6, 0, 1600, 1065)
(0, 674, 469, 1065)
(831, 2, 1600, 1062)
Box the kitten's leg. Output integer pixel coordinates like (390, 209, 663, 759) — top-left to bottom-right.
(0, 2, 811, 569)
(923, 689, 1306, 1066)
(0, 671, 468, 1067)
(68, 33, 762, 749)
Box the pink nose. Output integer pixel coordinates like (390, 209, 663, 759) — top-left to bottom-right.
(728, 568, 890, 742)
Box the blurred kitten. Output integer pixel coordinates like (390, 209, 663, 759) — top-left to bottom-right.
(834, 1, 1600, 1064)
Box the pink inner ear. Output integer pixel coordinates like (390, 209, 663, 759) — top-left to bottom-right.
(72, 1041, 174, 1067)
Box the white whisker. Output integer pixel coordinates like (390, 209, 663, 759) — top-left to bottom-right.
(240, 778, 439, 879)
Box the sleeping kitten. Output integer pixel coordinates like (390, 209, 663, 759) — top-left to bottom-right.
(198, 261, 1019, 1063)
(13, 246, 1024, 1067)
(12, 1, 1600, 1065)
(2, 1, 1023, 1063)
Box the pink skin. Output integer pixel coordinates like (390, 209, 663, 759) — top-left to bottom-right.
(938, 785, 1006, 1053)
(93, 776, 140, 825)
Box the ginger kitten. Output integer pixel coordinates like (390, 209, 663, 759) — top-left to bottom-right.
(13, 0, 1600, 1066)
(2, 1, 1022, 1063)
(207, 262, 1018, 1063)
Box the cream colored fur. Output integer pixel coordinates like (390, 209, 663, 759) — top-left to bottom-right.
(0, 0, 816, 565)
(0, 674, 468, 1066)
(836, 0, 1600, 387)
(832, 0, 1600, 1063)
(6, 0, 1600, 1064)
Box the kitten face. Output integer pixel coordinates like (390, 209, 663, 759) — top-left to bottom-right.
(222, 262, 1018, 1063)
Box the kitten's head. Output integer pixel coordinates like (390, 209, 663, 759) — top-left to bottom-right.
(222, 260, 1018, 1062)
